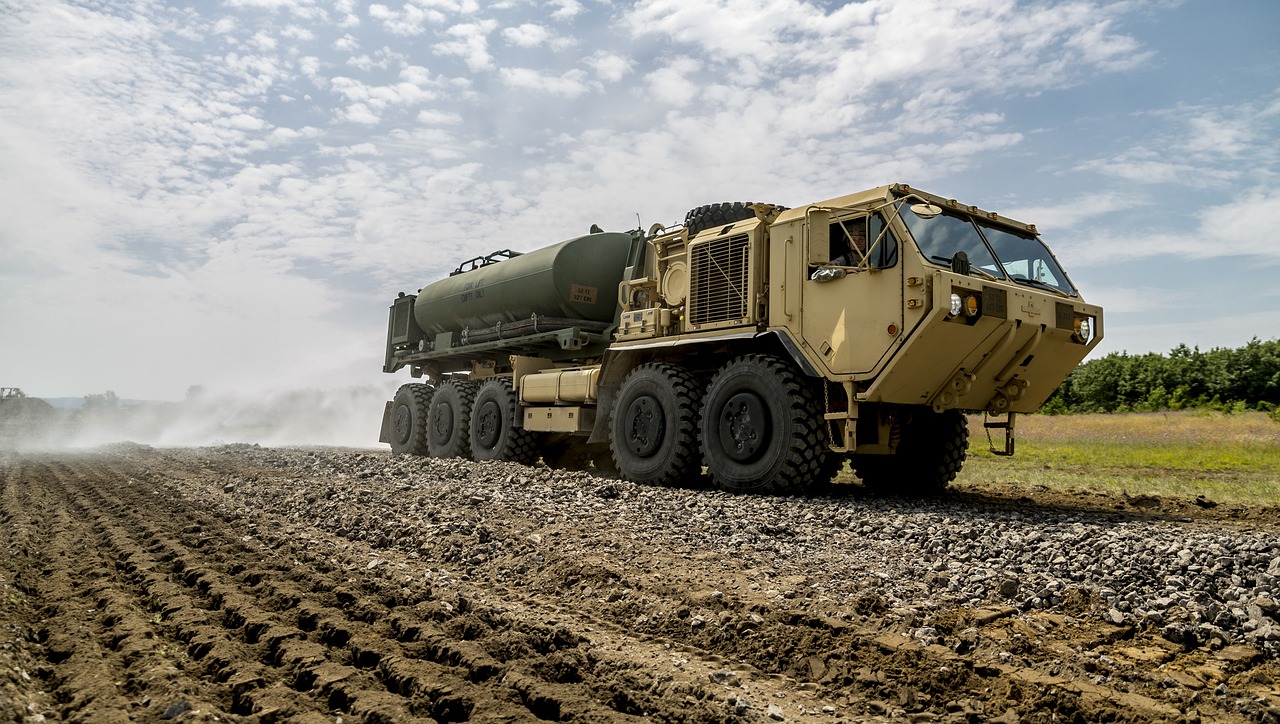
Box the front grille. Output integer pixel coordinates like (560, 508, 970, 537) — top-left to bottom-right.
(689, 234, 750, 326)
(1056, 302, 1075, 330)
(391, 295, 415, 343)
(982, 286, 1007, 319)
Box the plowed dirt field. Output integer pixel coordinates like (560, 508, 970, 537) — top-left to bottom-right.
(2, 445, 1278, 723)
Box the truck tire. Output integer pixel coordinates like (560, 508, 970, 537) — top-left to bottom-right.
(852, 409, 969, 495)
(683, 202, 759, 236)
(609, 364, 702, 486)
(470, 378, 538, 464)
(700, 354, 826, 494)
(389, 383, 433, 456)
(427, 379, 479, 459)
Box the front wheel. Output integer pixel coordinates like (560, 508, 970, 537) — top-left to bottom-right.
(700, 355, 826, 494)
(852, 409, 968, 495)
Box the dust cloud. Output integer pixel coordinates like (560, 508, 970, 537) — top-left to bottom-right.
(0, 385, 400, 451)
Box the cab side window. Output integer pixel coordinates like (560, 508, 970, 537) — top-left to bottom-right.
(868, 213, 898, 269)
(828, 214, 897, 269)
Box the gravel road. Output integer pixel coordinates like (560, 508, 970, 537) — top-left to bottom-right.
(2, 444, 1278, 722)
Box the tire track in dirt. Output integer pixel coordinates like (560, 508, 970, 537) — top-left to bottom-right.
(12, 455, 599, 721)
(149, 446, 1278, 724)
(5, 452, 831, 722)
(6, 447, 1278, 723)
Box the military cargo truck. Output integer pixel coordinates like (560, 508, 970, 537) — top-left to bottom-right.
(380, 183, 1103, 494)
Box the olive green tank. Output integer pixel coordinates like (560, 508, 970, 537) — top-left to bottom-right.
(413, 231, 634, 335)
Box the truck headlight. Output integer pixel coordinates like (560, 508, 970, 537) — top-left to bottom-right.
(950, 293, 963, 316)
(1074, 316, 1092, 343)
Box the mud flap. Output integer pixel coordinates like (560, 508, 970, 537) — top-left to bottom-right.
(378, 400, 393, 444)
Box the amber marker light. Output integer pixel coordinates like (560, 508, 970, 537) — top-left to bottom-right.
(965, 295, 980, 317)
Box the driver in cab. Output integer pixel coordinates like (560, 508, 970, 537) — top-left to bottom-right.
(810, 221, 867, 281)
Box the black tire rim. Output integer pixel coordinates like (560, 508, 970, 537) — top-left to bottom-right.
(718, 391, 769, 463)
(475, 400, 501, 449)
(624, 395, 664, 457)
(393, 403, 413, 445)
(431, 402, 453, 444)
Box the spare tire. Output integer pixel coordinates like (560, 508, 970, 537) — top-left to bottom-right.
(683, 202, 759, 236)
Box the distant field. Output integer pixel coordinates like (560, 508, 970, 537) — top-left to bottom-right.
(958, 411, 1280, 505)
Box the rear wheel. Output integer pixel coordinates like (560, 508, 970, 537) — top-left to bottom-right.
(427, 379, 478, 459)
(700, 355, 826, 494)
(470, 378, 538, 464)
(389, 383, 433, 456)
(609, 364, 702, 486)
(852, 409, 968, 495)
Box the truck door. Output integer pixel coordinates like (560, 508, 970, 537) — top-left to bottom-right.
(801, 212, 904, 376)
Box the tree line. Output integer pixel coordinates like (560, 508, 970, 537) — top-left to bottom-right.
(1041, 337, 1280, 416)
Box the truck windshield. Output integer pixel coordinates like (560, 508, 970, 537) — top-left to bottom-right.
(976, 221, 1078, 296)
(898, 205, 1005, 280)
(898, 203, 1078, 296)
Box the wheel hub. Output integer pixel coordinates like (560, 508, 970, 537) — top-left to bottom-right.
(624, 395, 664, 457)
(431, 402, 453, 443)
(719, 392, 767, 463)
(393, 404, 412, 444)
(476, 401, 500, 448)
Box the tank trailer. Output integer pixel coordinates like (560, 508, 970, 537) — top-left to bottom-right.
(380, 184, 1103, 494)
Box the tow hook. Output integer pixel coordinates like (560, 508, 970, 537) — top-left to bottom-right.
(984, 378, 1029, 414)
(930, 371, 976, 412)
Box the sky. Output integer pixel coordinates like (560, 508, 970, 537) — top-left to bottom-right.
(2, 0, 1279, 406)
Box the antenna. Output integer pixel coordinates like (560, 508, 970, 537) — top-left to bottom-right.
(636, 212, 642, 231)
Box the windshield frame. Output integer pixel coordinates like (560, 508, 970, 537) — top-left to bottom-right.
(893, 200, 1079, 298)
(973, 218, 1079, 297)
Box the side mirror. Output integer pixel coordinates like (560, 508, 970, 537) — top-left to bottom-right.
(808, 209, 830, 265)
(910, 203, 943, 219)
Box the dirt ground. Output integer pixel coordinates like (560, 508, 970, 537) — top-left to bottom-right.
(2, 445, 1278, 723)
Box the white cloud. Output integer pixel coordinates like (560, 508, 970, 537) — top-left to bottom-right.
(501, 67, 591, 98)
(224, 0, 316, 9)
(644, 57, 701, 107)
(588, 52, 630, 83)
(502, 22, 551, 47)
(416, 109, 463, 125)
(1059, 186, 1280, 263)
(368, 3, 443, 36)
(1000, 193, 1147, 233)
(434, 20, 497, 71)
(548, 0, 584, 20)
(1075, 95, 1280, 189)
(280, 24, 315, 41)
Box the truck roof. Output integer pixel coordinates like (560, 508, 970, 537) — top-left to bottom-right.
(774, 183, 1040, 237)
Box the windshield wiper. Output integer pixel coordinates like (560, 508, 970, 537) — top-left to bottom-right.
(931, 255, 1000, 281)
(1010, 275, 1073, 297)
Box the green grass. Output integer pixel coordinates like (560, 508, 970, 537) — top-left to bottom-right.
(957, 411, 1280, 505)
